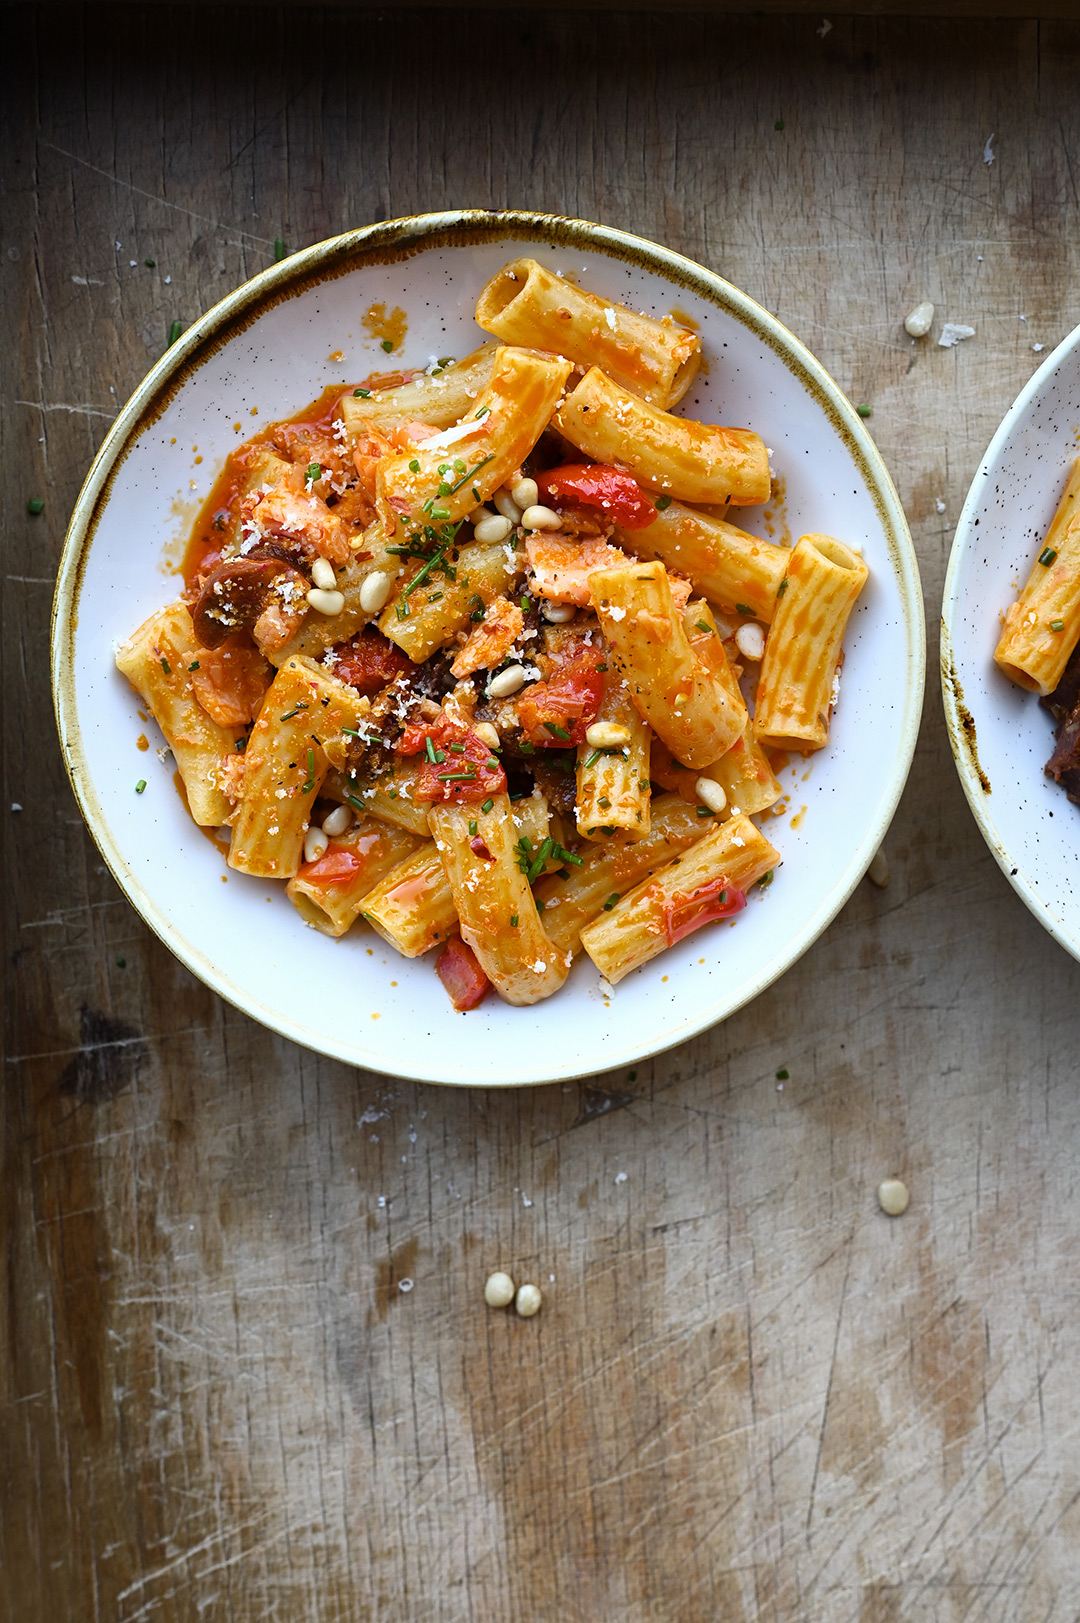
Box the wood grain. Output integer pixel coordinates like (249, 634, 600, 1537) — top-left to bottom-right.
(3, 6, 1080, 1618)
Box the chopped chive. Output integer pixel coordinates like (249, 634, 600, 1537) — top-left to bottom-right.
(468, 819, 478, 836)
(774, 117, 785, 130)
(597, 796, 611, 809)
(280, 702, 308, 720)
(1051, 619, 1065, 631)
(776, 578, 788, 597)
(602, 893, 620, 911)
(520, 595, 531, 613)
(485, 757, 500, 768)
(27, 496, 44, 515)
(387, 788, 398, 798)
(346, 793, 366, 811)
(448, 741, 465, 753)
(562, 850, 584, 866)
(234, 737, 247, 752)
(302, 749, 316, 793)
(434, 749, 446, 763)
(519, 740, 535, 754)
(600, 825, 616, 835)
(135, 779, 147, 794)
(596, 662, 608, 672)
(472, 485, 481, 502)
(274, 238, 286, 261)
(188, 660, 200, 671)
(695, 619, 712, 634)
(856, 404, 872, 418)
(424, 737, 438, 763)
(475, 406, 490, 419)
(654, 494, 672, 511)
(381, 338, 394, 352)
(735, 603, 754, 616)
(354, 388, 372, 398)
(776, 1067, 789, 1080)
(697, 806, 715, 817)
(396, 600, 410, 620)
(116, 955, 126, 967)
(544, 722, 571, 740)
(510, 914, 519, 927)
(446, 452, 494, 497)
(167, 319, 182, 348)
(159, 657, 171, 674)
(408, 458, 420, 473)
(305, 462, 322, 483)
(481, 797, 494, 813)
(437, 770, 478, 782)
(1040, 548, 1058, 566)
(144, 258, 156, 268)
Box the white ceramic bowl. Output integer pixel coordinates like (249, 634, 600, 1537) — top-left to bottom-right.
(53, 211, 923, 1085)
(942, 319, 1080, 957)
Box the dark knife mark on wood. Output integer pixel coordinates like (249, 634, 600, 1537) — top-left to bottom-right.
(58, 1007, 149, 1106)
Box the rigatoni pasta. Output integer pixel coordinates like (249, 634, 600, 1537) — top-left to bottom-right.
(116, 256, 869, 1013)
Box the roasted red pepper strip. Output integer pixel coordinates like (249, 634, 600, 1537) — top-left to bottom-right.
(662, 879, 747, 947)
(332, 627, 417, 695)
(395, 714, 507, 803)
(435, 937, 491, 1010)
(298, 844, 363, 885)
(536, 463, 658, 530)
(517, 642, 605, 747)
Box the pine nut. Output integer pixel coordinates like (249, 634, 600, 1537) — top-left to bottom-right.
(521, 504, 561, 531)
(469, 505, 493, 524)
(695, 777, 727, 815)
(488, 664, 527, 698)
(514, 1283, 542, 1317)
(511, 477, 539, 510)
(904, 301, 934, 338)
(472, 721, 501, 750)
(359, 570, 393, 613)
(868, 848, 890, 887)
(322, 804, 352, 837)
(303, 826, 329, 863)
(493, 490, 522, 524)
(473, 514, 513, 543)
(311, 556, 337, 591)
(877, 1177, 909, 1216)
(307, 587, 345, 616)
(734, 622, 765, 661)
(484, 1271, 516, 1309)
(542, 601, 576, 624)
(585, 721, 631, 749)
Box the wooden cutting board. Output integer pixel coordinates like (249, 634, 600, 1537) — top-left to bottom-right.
(4, 7, 1080, 1617)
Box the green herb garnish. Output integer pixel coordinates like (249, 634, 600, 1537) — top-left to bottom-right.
(280, 702, 308, 721)
(603, 893, 620, 911)
(1040, 548, 1058, 566)
(654, 494, 672, 511)
(135, 779, 146, 794)
(27, 497, 44, 515)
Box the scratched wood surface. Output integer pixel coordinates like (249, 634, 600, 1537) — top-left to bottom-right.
(4, 7, 1080, 1619)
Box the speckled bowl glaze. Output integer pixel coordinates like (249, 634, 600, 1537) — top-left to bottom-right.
(53, 211, 923, 1085)
(943, 320, 1080, 958)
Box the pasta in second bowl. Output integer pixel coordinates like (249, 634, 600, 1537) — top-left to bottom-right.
(53, 212, 922, 1084)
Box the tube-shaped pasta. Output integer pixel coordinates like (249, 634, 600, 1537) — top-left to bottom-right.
(286, 817, 423, 937)
(474, 259, 700, 409)
(229, 656, 367, 878)
(336, 344, 499, 436)
(429, 796, 569, 1005)
(579, 814, 780, 985)
(533, 793, 707, 959)
(376, 346, 572, 532)
(326, 762, 432, 837)
(590, 561, 746, 770)
(575, 669, 651, 840)
(359, 843, 457, 957)
(378, 539, 523, 663)
(669, 601, 782, 817)
(115, 603, 242, 825)
(753, 534, 868, 753)
(553, 368, 771, 508)
(994, 459, 1080, 694)
(616, 500, 788, 621)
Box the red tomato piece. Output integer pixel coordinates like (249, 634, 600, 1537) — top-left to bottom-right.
(394, 714, 507, 803)
(662, 879, 747, 947)
(517, 642, 605, 747)
(332, 628, 417, 695)
(435, 937, 491, 1011)
(536, 463, 658, 530)
(298, 844, 363, 885)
